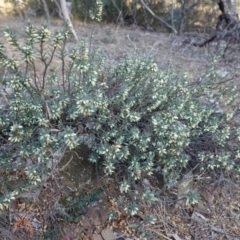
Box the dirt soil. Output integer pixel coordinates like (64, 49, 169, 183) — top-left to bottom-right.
(0, 16, 240, 240)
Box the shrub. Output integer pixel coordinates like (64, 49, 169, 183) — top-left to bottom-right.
(0, 22, 239, 213)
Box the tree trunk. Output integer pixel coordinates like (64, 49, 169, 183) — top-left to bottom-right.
(216, 0, 239, 31)
(194, 0, 240, 56)
(223, 0, 238, 16)
(40, 0, 51, 24)
(59, 0, 78, 42)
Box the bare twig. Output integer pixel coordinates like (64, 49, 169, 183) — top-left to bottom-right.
(139, 0, 177, 34)
(53, 0, 63, 19)
(147, 228, 172, 240)
(126, 34, 137, 51)
(40, 0, 51, 24)
(178, 0, 200, 34)
(110, 0, 124, 24)
(58, 155, 73, 172)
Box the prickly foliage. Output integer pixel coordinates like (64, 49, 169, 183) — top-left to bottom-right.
(0, 22, 239, 213)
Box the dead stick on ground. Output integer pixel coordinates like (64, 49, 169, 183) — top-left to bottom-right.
(59, 155, 74, 171)
(146, 228, 172, 240)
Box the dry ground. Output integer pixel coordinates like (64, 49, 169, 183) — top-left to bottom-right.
(0, 16, 240, 240)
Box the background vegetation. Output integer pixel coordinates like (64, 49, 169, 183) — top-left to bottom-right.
(2, 0, 239, 32)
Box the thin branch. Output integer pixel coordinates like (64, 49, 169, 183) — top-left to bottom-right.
(53, 0, 63, 19)
(110, 0, 124, 24)
(40, 0, 51, 24)
(139, 0, 177, 34)
(60, 37, 67, 94)
(59, 0, 78, 42)
(59, 155, 73, 171)
(41, 46, 57, 92)
(147, 228, 172, 240)
(178, 0, 201, 34)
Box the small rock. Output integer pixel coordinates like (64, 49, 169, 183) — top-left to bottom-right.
(93, 228, 114, 240)
(32, 217, 42, 229)
(177, 172, 193, 199)
(215, 70, 229, 78)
